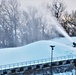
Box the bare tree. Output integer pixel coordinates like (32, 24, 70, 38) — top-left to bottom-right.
(68, 11, 76, 36)
(50, 0, 66, 19)
(21, 7, 42, 44)
(61, 11, 76, 36)
(0, 0, 20, 47)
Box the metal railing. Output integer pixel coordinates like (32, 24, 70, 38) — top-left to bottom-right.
(0, 54, 76, 70)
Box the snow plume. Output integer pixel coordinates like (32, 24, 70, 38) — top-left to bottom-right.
(38, 6, 74, 43)
(21, 0, 74, 43)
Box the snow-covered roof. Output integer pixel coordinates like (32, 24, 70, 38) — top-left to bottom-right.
(0, 37, 76, 69)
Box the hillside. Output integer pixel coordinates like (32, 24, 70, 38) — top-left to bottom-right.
(0, 37, 76, 67)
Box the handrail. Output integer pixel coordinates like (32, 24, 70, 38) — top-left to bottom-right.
(0, 54, 76, 70)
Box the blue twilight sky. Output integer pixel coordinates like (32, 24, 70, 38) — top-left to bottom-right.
(20, 0, 76, 13)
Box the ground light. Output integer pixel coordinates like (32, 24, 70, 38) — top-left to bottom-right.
(50, 45, 55, 75)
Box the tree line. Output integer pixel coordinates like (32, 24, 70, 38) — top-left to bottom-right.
(0, 0, 76, 48)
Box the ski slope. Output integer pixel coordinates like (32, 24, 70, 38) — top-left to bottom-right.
(0, 37, 76, 69)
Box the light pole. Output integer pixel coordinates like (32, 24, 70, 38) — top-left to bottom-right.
(50, 45, 55, 75)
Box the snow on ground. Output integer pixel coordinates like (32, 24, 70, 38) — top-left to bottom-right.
(0, 37, 76, 69)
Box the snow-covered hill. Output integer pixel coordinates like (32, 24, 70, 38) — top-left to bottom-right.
(0, 37, 76, 70)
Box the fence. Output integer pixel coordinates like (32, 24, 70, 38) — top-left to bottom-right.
(0, 54, 76, 70)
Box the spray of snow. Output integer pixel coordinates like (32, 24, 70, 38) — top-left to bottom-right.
(51, 17, 74, 43)
(38, 6, 74, 43)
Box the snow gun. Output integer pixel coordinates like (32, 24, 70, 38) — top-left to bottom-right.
(73, 42, 76, 47)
